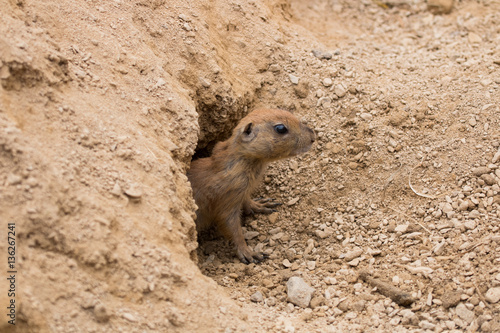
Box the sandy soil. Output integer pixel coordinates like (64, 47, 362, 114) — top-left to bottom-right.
(0, 0, 499, 332)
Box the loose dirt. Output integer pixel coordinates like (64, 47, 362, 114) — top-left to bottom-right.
(0, 0, 499, 332)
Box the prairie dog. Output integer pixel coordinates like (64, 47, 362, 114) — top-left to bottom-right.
(187, 108, 315, 263)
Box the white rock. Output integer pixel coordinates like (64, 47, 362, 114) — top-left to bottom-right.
(442, 203, 453, 214)
(455, 303, 474, 323)
(322, 78, 333, 87)
(445, 320, 456, 330)
(400, 309, 418, 325)
(289, 74, 299, 85)
(485, 287, 500, 304)
(468, 32, 482, 44)
(345, 312, 357, 320)
(348, 258, 360, 267)
(122, 313, 137, 322)
(458, 201, 470, 211)
(463, 221, 476, 230)
(344, 247, 363, 261)
(250, 291, 264, 303)
(480, 78, 492, 86)
(199, 77, 211, 88)
(7, 174, 22, 185)
(315, 229, 330, 239)
(463, 185, 473, 192)
(419, 320, 435, 330)
(433, 241, 446, 255)
(360, 113, 373, 121)
(395, 224, 409, 233)
(469, 210, 480, 219)
(287, 277, 315, 308)
(334, 84, 347, 97)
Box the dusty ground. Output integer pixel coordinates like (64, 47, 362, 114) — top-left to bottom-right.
(0, 0, 499, 332)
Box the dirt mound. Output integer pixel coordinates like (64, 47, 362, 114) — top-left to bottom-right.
(1, 0, 499, 332)
(0, 0, 292, 331)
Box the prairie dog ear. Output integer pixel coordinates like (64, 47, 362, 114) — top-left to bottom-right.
(240, 122, 257, 143)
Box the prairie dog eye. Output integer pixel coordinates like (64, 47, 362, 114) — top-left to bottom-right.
(274, 124, 288, 134)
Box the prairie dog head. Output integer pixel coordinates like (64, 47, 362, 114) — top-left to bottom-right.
(233, 108, 315, 161)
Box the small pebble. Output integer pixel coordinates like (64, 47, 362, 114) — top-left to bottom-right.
(110, 183, 122, 196)
(395, 224, 408, 233)
(322, 78, 333, 87)
(485, 287, 500, 304)
(463, 185, 473, 192)
(458, 201, 470, 211)
(492, 150, 500, 164)
(250, 291, 264, 303)
(455, 303, 474, 323)
(268, 64, 280, 72)
(348, 258, 360, 267)
(442, 203, 453, 214)
(469, 210, 480, 219)
(343, 248, 363, 262)
(334, 84, 346, 98)
(481, 174, 496, 186)
(287, 277, 315, 308)
(480, 78, 492, 86)
(7, 174, 22, 185)
(419, 320, 436, 330)
(463, 221, 476, 230)
(289, 74, 299, 85)
(244, 231, 259, 240)
(345, 312, 357, 320)
(122, 312, 137, 322)
(25, 177, 38, 187)
(312, 50, 332, 60)
(199, 77, 211, 88)
(322, 52, 333, 60)
(307, 261, 316, 270)
(360, 113, 373, 121)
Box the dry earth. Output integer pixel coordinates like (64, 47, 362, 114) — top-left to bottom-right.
(0, 0, 499, 332)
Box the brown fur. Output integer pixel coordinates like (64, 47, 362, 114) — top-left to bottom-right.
(187, 108, 315, 263)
